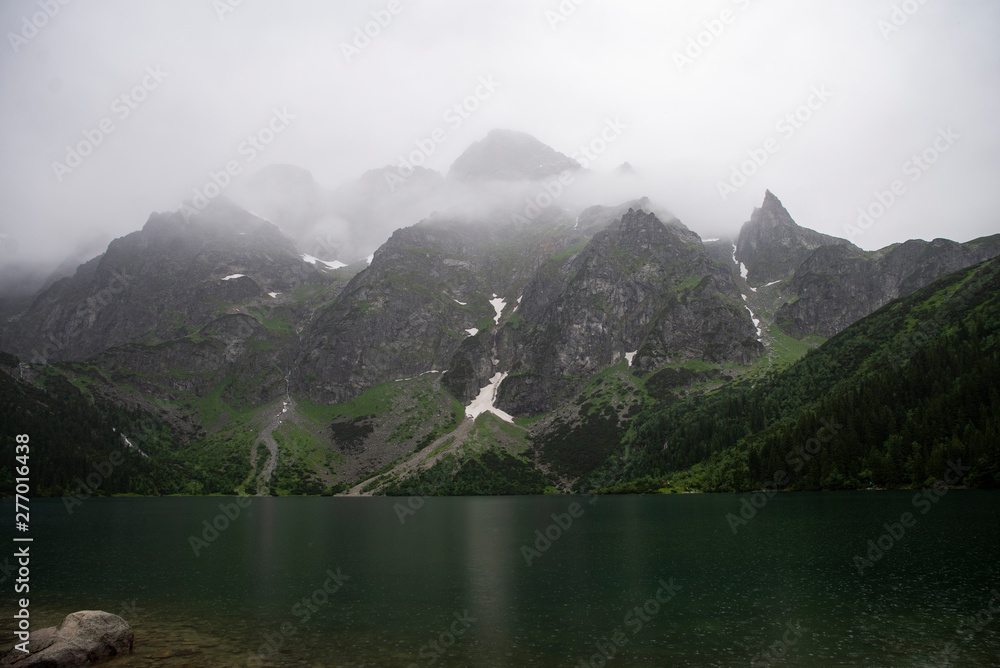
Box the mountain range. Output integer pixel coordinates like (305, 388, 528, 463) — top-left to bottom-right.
(1, 130, 998, 497)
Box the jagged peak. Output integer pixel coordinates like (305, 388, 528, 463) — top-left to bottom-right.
(614, 208, 673, 238)
(750, 190, 796, 229)
(742, 191, 848, 248)
(736, 191, 855, 285)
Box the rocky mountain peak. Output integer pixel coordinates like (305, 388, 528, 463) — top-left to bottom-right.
(605, 208, 681, 248)
(750, 190, 796, 231)
(616, 162, 637, 176)
(735, 191, 853, 285)
(0, 200, 328, 363)
(618, 207, 659, 231)
(140, 198, 288, 249)
(448, 129, 581, 182)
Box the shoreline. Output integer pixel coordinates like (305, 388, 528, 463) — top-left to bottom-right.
(1, 485, 988, 500)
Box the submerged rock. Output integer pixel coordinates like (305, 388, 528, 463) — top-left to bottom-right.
(1, 611, 133, 667)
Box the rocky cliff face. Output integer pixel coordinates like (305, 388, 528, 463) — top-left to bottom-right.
(93, 313, 296, 408)
(293, 206, 613, 405)
(495, 209, 761, 415)
(289, 196, 763, 416)
(776, 235, 1000, 337)
(735, 190, 853, 286)
(0, 199, 332, 364)
(727, 191, 1000, 341)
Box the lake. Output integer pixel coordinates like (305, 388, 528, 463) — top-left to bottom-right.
(2, 492, 999, 666)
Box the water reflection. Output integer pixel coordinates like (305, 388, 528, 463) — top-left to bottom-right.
(3, 493, 999, 666)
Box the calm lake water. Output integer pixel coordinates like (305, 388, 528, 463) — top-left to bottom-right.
(2, 493, 999, 667)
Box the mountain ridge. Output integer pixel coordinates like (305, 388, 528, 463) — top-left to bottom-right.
(2, 130, 998, 497)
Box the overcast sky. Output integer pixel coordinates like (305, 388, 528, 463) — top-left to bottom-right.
(1, 0, 998, 274)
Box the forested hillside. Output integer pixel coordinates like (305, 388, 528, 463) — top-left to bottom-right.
(0, 354, 250, 497)
(585, 255, 1000, 493)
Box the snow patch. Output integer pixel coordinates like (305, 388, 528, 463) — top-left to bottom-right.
(749, 285, 757, 292)
(301, 254, 347, 270)
(625, 351, 637, 367)
(703, 237, 720, 243)
(454, 299, 467, 306)
(732, 245, 750, 281)
(465, 372, 514, 423)
(222, 274, 245, 281)
(741, 294, 747, 301)
(744, 305, 763, 341)
(489, 294, 506, 325)
(365, 254, 374, 265)
(510, 295, 523, 315)
(268, 292, 281, 298)
(764, 280, 781, 287)
(465, 328, 479, 337)
(122, 434, 148, 458)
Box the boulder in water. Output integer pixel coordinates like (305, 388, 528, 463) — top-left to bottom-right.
(1, 611, 133, 667)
